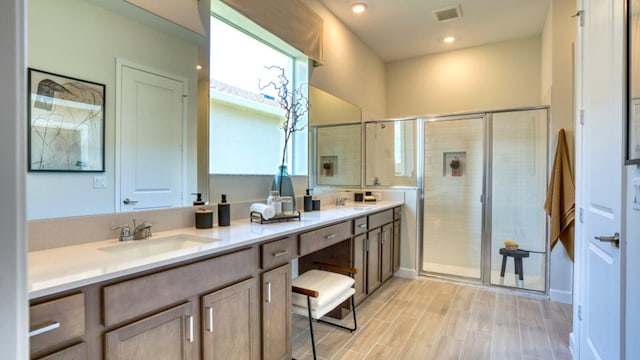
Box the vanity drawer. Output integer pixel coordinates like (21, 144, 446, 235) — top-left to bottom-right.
(353, 216, 368, 235)
(369, 209, 393, 229)
(261, 236, 296, 269)
(299, 221, 351, 256)
(30, 293, 85, 355)
(103, 246, 258, 327)
(393, 207, 402, 220)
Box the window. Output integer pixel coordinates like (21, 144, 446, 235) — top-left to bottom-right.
(209, 16, 308, 175)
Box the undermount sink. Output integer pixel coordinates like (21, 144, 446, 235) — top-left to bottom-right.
(99, 233, 218, 258)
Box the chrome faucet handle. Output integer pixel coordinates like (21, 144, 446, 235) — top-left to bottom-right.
(111, 224, 133, 241)
(132, 220, 153, 240)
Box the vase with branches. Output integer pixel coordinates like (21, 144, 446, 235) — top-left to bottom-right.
(259, 65, 309, 209)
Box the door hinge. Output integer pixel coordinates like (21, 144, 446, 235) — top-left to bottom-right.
(579, 207, 584, 223)
(578, 304, 583, 321)
(573, 10, 584, 27)
(579, 109, 584, 125)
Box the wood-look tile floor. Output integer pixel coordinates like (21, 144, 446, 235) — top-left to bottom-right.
(292, 277, 573, 360)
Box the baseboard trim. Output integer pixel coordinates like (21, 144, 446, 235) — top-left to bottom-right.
(569, 332, 577, 358)
(550, 288, 573, 304)
(394, 267, 417, 279)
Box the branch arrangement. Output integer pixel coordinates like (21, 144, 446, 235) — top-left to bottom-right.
(259, 65, 309, 172)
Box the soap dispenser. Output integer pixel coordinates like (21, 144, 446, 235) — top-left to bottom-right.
(192, 192, 205, 206)
(303, 189, 313, 212)
(218, 194, 230, 226)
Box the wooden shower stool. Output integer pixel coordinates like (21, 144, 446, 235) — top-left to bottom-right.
(499, 247, 530, 288)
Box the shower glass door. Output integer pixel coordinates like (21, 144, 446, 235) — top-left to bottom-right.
(489, 109, 548, 291)
(422, 116, 485, 279)
(421, 108, 548, 292)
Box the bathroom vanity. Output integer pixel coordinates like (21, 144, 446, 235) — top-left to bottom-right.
(28, 202, 403, 359)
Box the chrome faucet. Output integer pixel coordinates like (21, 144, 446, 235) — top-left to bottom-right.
(111, 220, 152, 241)
(336, 193, 350, 206)
(133, 219, 152, 240)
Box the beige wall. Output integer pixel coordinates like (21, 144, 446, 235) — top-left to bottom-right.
(386, 36, 542, 118)
(304, 0, 387, 120)
(541, 0, 576, 303)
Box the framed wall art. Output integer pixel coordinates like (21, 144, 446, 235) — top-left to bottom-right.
(28, 68, 105, 172)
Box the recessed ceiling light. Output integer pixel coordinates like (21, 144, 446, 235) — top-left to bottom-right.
(196, 65, 203, 70)
(352, 3, 367, 14)
(443, 36, 456, 44)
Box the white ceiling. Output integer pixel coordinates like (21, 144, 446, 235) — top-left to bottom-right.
(317, 0, 551, 62)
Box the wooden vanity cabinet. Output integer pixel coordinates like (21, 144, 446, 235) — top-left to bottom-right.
(353, 208, 399, 298)
(393, 218, 401, 273)
(262, 263, 292, 360)
(36, 342, 87, 360)
(366, 227, 382, 293)
(353, 233, 367, 304)
(201, 277, 260, 360)
(380, 223, 394, 282)
(104, 302, 196, 360)
(29, 292, 86, 359)
(101, 247, 259, 360)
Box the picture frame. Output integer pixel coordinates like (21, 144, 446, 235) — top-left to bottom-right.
(28, 68, 105, 172)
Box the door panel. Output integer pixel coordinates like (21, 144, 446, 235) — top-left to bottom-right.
(119, 64, 185, 211)
(422, 117, 484, 279)
(579, 0, 623, 358)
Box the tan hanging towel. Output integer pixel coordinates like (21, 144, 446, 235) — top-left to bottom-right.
(544, 129, 575, 261)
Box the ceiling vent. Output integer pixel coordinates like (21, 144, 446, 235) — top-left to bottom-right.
(433, 5, 463, 22)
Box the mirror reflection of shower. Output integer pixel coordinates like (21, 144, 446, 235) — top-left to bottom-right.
(365, 119, 417, 187)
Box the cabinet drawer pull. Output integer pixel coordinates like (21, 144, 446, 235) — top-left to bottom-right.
(325, 234, 336, 240)
(206, 307, 214, 333)
(265, 282, 272, 303)
(358, 224, 367, 229)
(272, 250, 289, 257)
(29, 322, 60, 337)
(186, 315, 194, 342)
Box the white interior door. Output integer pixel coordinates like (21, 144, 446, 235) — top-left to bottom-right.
(578, 0, 624, 358)
(118, 63, 186, 211)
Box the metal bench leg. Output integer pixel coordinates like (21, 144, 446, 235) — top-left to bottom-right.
(306, 296, 317, 360)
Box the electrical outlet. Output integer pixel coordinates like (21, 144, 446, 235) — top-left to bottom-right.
(93, 176, 106, 189)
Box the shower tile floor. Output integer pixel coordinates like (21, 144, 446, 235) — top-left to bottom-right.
(292, 277, 572, 360)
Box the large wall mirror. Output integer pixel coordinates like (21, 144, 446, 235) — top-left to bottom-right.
(26, 0, 209, 220)
(629, 0, 640, 164)
(309, 86, 363, 188)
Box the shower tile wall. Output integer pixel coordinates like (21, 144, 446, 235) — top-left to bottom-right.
(423, 118, 484, 278)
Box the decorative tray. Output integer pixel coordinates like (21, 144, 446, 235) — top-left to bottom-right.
(250, 210, 301, 224)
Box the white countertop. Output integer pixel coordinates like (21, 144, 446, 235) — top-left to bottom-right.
(28, 201, 402, 299)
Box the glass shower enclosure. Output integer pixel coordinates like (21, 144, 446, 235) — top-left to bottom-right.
(421, 107, 548, 292)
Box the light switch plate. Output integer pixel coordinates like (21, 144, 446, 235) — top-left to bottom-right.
(93, 176, 106, 189)
(633, 177, 640, 211)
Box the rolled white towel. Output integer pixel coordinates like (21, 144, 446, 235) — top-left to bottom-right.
(250, 203, 276, 220)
